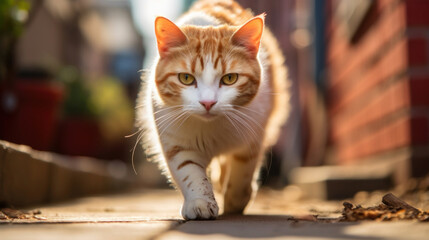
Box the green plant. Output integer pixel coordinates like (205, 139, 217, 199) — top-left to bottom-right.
(0, 0, 30, 82)
(0, 0, 44, 83)
(57, 66, 97, 118)
(89, 76, 134, 142)
(0, 0, 29, 36)
(57, 66, 134, 141)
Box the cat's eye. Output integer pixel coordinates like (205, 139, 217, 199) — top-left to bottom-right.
(178, 73, 196, 85)
(221, 73, 239, 85)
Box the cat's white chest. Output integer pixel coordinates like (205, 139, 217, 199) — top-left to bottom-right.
(157, 115, 242, 157)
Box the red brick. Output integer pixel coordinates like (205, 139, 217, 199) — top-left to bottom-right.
(329, 38, 408, 117)
(407, 38, 428, 66)
(335, 115, 429, 163)
(409, 77, 429, 106)
(330, 78, 410, 141)
(335, 116, 411, 163)
(406, 0, 429, 26)
(328, 2, 406, 88)
(326, 0, 429, 165)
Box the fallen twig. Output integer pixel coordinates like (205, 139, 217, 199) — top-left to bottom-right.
(342, 193, 429, 222)
(382, 193, 421, 215)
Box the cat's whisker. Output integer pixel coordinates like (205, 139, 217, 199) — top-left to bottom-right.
(155, 105, 196, 129)
(155, 108, 183, 125)
(158, 115, 185, 139)
(230, 105, 264, 116)
(153, 105, 181, 113)
(223, 113, 249, 148)
(226, 112, 257, 157)
(226, 111, 255, 141)
(176, 111, 192, 131)
(229, 112, 259, 143)
(154, 105, 190, 123)
(156, 116, 182, 134)
(156, 110, 184, 133)
(135, 104, 145, 109)
(131, 129, 145, 175)
(235, 109, 265, 131)
(228, 108, 265, 133)
(220, 107, 252, 137)
(158, 110, 190, 139)
(223, 113, 242, 140)
(230, 111, 261, 148)
(125, 130, 141, 138)
(153, 105, 184, 115)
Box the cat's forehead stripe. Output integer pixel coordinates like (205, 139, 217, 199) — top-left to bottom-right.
(199, 56, 204, 71)
(214, 56, 220, 70)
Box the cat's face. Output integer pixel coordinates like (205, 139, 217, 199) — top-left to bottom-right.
(154, 16, 264, 120)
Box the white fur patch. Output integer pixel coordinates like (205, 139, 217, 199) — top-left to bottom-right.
(201, 60, 218, 85)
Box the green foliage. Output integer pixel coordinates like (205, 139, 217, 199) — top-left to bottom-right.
(89, 76, 134, 141)
(0, 0, 30, 38)
(57, 66, 134, 141)
(0, 0, 30, 80)
(57, 66, 97, 118)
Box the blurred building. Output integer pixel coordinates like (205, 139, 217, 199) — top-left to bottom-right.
(245, 0, 429, 193)
(17, 0, 142, 84)
(325, 0, 429, 178)
(1, 0, 141, 160)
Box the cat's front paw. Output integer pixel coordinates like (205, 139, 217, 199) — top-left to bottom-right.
(181, 198, 219, 220)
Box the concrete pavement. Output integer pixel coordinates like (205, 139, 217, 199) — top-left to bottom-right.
(1, 189, 428, 240)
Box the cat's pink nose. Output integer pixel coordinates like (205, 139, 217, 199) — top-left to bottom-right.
(199, 101, 217, 111)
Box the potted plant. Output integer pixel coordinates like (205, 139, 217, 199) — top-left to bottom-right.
(55, 66, 101, 157)
(0, 0, 64, 151)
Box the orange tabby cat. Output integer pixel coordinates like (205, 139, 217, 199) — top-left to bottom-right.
(136, 0, 289, 220)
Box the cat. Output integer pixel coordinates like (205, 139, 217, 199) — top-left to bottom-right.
(136, 0, 289, 220)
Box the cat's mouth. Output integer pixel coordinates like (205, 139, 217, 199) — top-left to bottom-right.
(195, 112, 218, 121)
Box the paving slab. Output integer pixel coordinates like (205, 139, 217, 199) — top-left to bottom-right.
(1, 190, 183, 240)
(1, 190, 184, 223)
(157, 219, 429, 240)
(1, 189, 428, 240)
(1, 222, 177, 240)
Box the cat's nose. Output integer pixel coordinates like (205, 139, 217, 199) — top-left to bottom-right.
(199, 101, 217, 111)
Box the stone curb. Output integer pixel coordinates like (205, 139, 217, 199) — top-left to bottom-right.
(0, 140, 131, 207)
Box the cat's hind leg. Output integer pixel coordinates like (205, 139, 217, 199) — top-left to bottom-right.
(223, 150, 263, 214)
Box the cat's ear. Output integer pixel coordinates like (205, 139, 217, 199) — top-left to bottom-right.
(231, 14, 265, 58)
(154, 17, 187, 58)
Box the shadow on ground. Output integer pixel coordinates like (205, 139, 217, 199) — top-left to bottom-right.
(164, 214, 381, 240)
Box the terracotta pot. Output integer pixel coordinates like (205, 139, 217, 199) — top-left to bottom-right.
(0, 81, 64, 151)
(56, 118, 101, 157)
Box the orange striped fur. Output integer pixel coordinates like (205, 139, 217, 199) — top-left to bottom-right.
(155, 23, 262, 107)
(136, 0, 289, 220)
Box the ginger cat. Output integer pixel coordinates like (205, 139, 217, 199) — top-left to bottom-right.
(136, 0, 289, 220)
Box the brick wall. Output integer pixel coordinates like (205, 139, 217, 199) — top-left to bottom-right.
(326, 0, 429, 177)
